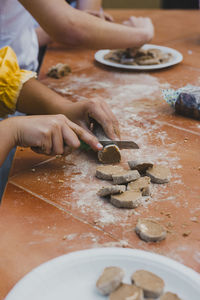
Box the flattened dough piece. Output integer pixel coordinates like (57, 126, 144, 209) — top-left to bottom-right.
(97, 185, 126, 197)
(135, 218, 167, 242)
(131, 270, 164, 298)
(110, 191, 142, 209)
(146, 165, 171, 184)
(98, 145, 121, 164)
(47, 63, 71, 78)
(128, 160, 153, 174)
(96, 165, 125, 180)
(160, 292, 182, 300)
(96, 266, 125, 295)
(109, 283, 143, 300)
(127, 176, 151, 196)
(112, 170, 140, 184)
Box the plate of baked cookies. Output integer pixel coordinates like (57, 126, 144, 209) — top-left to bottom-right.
(95, 44, 183, 70)
(5, 248, 200, 300)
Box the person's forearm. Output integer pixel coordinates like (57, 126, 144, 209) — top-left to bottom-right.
(16, 78, 86, 121)
(77, 0, 101, 10)
(19, 0, 152, 49)
(0, 119, 16, 166)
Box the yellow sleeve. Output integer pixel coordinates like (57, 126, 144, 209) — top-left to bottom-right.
(0, 46, 37, 117)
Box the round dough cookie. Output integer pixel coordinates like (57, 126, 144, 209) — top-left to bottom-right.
(127, 176, 151, 196)
(96, 266, 125, 295)
(135, 218, 167, 242)
(109, 283, 143, 300)
(98, 145, 121, 164)
(97, 185, 126, 197)
(96, 165, 125, 180)
(128, 160, 153, 174)
(160, 292, 182, 300)
(146, 165, 171, 184)
(131, 270, 164, 298)
(112, 170, 140, 184)
(110, 191, 142, 209)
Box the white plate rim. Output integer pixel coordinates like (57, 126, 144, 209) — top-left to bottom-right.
(5, 247, 200, 299)
(94, 44, 183, 70)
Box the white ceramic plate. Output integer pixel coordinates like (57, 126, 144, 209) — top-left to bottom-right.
(95, 44, 183, 70)
(5, 248, 200, 300)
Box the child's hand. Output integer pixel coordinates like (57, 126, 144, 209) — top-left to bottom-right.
(123, 16, 154, 42)
(13, 114, 103, 155)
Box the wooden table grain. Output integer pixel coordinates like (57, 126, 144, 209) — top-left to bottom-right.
(0, 10, 200, 299)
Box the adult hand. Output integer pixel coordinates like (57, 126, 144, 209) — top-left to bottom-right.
(68, 99, 120, 140)
(13, 114, 103, 155)
(123, 16, 154, 42)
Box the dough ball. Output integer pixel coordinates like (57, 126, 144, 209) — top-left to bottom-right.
(96, 266, 125, 295)
(47, 63, 71, 78)
(109, 283, 143, 300)
(160, 292, 182, 300)
(135, 218, 167, 242)
(112, 170, 140, 184)
(96, 165, 125, 180)
(98, 145, 121, 164)
(146, 165, 171, 184)
(97, 185, 126, 197)
(127, 176, 151, 196)
(131, 270, 165, 298)
(110, 191, 142, 209)
(128, 160, 153, 174)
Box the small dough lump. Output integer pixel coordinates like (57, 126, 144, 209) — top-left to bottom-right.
(135, 218, 167, 242)
(109, 283, 143, 300)
(96, 165, 125, 180)
(96, 266, 125, 295)
(131, 269, 165, 298)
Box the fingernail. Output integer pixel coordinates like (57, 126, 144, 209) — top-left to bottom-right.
(97, 143, 103, 150)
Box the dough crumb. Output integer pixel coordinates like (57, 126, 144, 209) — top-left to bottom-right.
(110, 191, 142, 209)
(96, 165, 125, 180)
(146, 165, 171, 184)
(98, 145, 121, 164)
(135, 218, 167, 242)
(96, 266, 125, 295)
(127, 176, 151, 196)
(47, 63, 71, 78)
(131, 269, 165, 298)
(97, 185, 126, 197)
(160, 292, 182, 300)
(109, 283, 143, 300)
(128, 160, 153, 174)
(112, 170, 140, 184)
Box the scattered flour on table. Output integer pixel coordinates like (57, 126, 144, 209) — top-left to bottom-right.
(55, 72, 184, 225)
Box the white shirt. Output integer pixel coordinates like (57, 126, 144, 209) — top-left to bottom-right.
(0, 0, 39, 71)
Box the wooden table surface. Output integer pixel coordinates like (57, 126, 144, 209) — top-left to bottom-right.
(1, 9, 200, 299)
